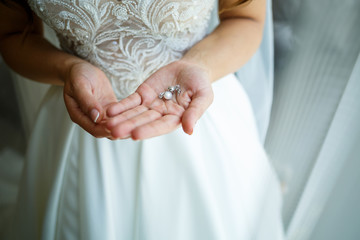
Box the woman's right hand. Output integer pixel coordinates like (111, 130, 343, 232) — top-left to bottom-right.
(63, 61, 117, 138)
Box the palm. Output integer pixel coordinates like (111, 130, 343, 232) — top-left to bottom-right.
(106, 60, 214, 140)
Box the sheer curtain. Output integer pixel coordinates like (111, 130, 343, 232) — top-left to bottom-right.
(266, 0, 360, 239)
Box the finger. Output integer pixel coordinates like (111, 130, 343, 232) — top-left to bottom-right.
(148, 98, 184, 117)
(181, 93, 213, 135)
(106, 136, 118, 141)
(107, 93, 141, 117)
(70, 83, 104, 123)
(131, 115, 181, 140)
(64, 94, 111, 138)
(175, 91, 192, 110)
(111, 110, 162, 139)
(106, 105, 148, 129)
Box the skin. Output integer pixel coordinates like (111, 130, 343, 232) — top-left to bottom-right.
(0, 0, 266, 140)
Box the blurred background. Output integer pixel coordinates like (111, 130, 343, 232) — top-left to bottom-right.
(0, 55, 26, 235)
(1, 0, 360, 239)
(267, 1, 360, 240)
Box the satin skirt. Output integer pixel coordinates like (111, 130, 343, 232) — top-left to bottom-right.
(11, 74, 284, 240)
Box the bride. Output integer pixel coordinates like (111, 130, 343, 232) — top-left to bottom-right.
(0, 0, 283, 239)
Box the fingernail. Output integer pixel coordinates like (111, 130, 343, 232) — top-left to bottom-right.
(131, 136, 139, 141)
(91, 109, 100, 123)
(189, 129, 193, 135)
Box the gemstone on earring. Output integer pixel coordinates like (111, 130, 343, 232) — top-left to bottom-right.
(163, 91, 173, 100)
(175, 85, 181, 94)
(159, 92, 165, 99)
(168, 86, 176, 92)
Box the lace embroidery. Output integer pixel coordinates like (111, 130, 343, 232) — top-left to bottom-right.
(28, 0, 215, 99)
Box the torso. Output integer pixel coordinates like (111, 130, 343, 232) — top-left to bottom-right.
(28, 0, 215, 98)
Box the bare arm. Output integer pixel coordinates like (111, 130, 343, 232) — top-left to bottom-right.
(0, 3, 81, 84)
(182, 0, 266, 82)
(0, 3, 117, 137)
(106, 0, 267, 139)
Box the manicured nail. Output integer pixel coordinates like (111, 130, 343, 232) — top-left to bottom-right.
(91, 109, 100, 123)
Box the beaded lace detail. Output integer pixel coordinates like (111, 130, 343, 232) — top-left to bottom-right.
(28, 0, 215, 99)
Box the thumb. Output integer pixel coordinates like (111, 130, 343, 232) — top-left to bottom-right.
(71, 83, 103, 123)
(90, 108, 101, 123)
(181, 92, 213, 135)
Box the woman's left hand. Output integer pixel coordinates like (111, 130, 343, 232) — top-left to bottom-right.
(105, 60, 214, 140)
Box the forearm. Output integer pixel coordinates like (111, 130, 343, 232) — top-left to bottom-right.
(0, 32, 82, 86)
(182, 0, 266, 83)
(183, 18, 263, 82)
(0, 3, 84, 85)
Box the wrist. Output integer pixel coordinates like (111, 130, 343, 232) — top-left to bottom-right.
(178, 56, 213, 82)
(56, 55, 85, 85)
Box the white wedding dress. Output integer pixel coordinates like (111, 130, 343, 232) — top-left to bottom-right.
(11, 0, 283, 239)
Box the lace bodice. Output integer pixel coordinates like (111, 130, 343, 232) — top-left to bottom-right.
(29, 0, 215, 99)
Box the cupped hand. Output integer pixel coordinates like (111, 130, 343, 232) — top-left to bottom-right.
(105, 60, 214, 140)
(63, 61, 117, 138)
